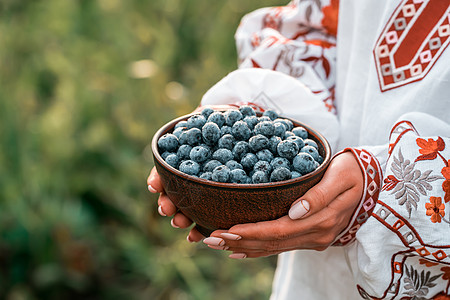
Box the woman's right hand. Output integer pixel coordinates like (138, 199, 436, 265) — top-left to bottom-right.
(147, 167, 205, 242)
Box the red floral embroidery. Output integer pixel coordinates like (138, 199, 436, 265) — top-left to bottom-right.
(382, 175, 400, 191)
(433, 293, 450, 300)
(419, 258, 439, 267)
(321, 0, 339, 36)
(416, 137, 446, 162)
(442, 267, 450, 281)
(426, 197, 446, 223)
(443, 180, 450, 204)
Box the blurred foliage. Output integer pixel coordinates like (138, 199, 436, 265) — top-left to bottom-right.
(0, 0, 286, 299)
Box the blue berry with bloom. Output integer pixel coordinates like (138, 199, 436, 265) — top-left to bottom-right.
(212, 148, 234, 164)
(263, 109, 278, 120)
(243, 115, 259, 130)
(270, 167, 292, 182)
(211, 165, 231, 183)
(273, 122, 286, 138)
(177, 144, 192, 160)
(293, 153, 317, 175)
(270, 157, 291, 170)
(269, 136, 282, 154)
(202, 122, 221, 145)
(225, 160, 243, 170)
(203, 159, 222, 173)
(252, 171, 269, 184)
(230, 169, 251, 184)
(291, 171, 302, 179)
(249, 134, 270, 152)
(174, 120, 188, 129)
(187, 114, 207, 129)
(292, 126, 308, 139)
(303, 138, 319, 150)
(232, 141, 250, 160)
(218, 134, 235, 150)
(225, 109, 243, 126)
(200, 172, 213, 180)
(258, 116, 272, 123)
(277, 140, 299, 160)
(161, 151, 174, 160)
(207, 112, 226, 127)
(286, 135, 305, 149)
(201, 107, 214, 119)
(189, 145, 211, 163)
(241, 153, 258, 171)
(179, 160, 201, 176)
(232, 120, 252, 141)
(274, 118, 293, 131)
(239, 105, 256, 117)
(165, 154, 180, 168)
(284, 131, 295, 138)
(183, 128, 202, 146)
(221, 125, 232, 136)
(254, 121, 275, 137)
(256, 149, 274, 162)
(158, 133, 179, 152)
(300, 145, 320, 161)
(253, 161, 272, 176)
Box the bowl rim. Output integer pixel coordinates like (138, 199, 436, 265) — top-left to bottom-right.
(152, 110, 331, 190)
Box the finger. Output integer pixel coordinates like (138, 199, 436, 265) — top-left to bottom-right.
(157, 192, 178, 216)
(171, 212, 193, 229)
(289, 152, 361, 220)
(229, 250, 281, 259)
(147, 167, 164, 193)
(187, 227, 205, 243)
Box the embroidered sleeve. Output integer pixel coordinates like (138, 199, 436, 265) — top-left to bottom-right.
(345, 113, 450, 300)
(332, 148, 383, 246)
(235, 0, 339, 113)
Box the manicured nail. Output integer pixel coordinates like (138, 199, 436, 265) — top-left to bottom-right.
(148, 184, 157, 193)
(220, 233, 242, 240)
(207, 245, 229, 251)
(288, 199, 310, 220)
(171, 218, 179, 228)
(203, 237, 225, 246)
(187, 235, 193, 243)
(158, 205, 167, 216)
(229, 253, 247, 259)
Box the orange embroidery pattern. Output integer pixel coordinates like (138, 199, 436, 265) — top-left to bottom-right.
(425, 196, 446, 223)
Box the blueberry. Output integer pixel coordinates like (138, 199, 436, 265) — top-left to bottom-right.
(259, 116, 272, 123)
(212, 148, 234, 164)
(270, 157, 291, 170)
(286, 136, 305, 149)
(274, 118, 293, 131)
(232, 141, 250, 160)
(291, 171, 302, 179)
(182, 128, 202, 146)
(203, 159, 222, 172)
(200, 172, 213, 180)
(173, 126, 187, 138)
(241, 153, 258, 171)
(253, 161, 272, 176)
(284, 131, 295, 138)
(165, 154, 180, 168)
(230, 169, 251, 184)
(174, 120, 188, 129)
(225, 109, 243, 126)
(177, 144, 192, 160)
(207, 112, 226, 127)
(303, 138, 318, 149)
(158, 133, 179, 152)
(161, 151, 175, 160)
(243, 115, 259, 130)
(225, 160, 244, 170)
(270, 167, 292, 182)
(221, 125, 232, 136)
(249, 134, 270, 152)
(202, 122, 221, 145)
(277, 140, 299, 160)
(252, 171, 269, 184)
(256, 149, 274, 162)
(300, 145, 320, 161)
(273, 122, 286, 138)
(317, 155, 324, 164)
(187, 114, 207, 129)
(239, 105, 256, 117)
(292, 126, 308, 139)
(179, 160, 200, 176)
(263, 109, 278, 120)
(201, 107, 214, 119)
(254, 121, 275, 137)
(269, 136, 282, 154)
(217, 134, 235, 150)
(292, 153, 317, 175)
(189, 145, 211, 163)
(231, 120, 252, 141)
(211, 165, 231, 183)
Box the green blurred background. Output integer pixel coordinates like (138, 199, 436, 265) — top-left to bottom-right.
(0, 0, 286, 299)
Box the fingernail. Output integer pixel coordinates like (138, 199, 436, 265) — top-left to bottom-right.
(220, 233, 242, 240)
(288, 199, 310, 220)
(148, 184, 157, 193)
(187, 235, 193, 243)
(229, 253, 247, 259)
(207, 245, 229, 251)
(171, 218, 179, 228)
(203, 237, 225, 246)
(158, 205, 166, 216)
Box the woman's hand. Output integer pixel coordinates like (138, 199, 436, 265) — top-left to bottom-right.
(202, 152, 364, 258)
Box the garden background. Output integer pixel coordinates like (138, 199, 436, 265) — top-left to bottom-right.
(0, 0, 286, 299)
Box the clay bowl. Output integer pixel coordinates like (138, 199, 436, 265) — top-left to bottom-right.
(152, 112, 331, 236)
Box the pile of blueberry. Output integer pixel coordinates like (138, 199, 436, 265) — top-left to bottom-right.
(157, 106, 323, 184)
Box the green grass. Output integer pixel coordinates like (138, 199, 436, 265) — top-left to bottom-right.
(0, 0, 285, 299)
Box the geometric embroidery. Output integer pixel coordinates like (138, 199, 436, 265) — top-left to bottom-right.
(432, 250, 448, 260)
(374, 0, 450, 92)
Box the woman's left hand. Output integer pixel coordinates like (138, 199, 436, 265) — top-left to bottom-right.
(202, 152, 364, 258)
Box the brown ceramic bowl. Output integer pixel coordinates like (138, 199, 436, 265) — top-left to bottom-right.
(152, 112, 331, 236)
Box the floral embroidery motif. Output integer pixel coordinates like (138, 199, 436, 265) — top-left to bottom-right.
(416, 137, 447, 164)
(441, 162, 450, 203)
(403, 265, 442, 299)
(383, 149, 441, 217)
(425, 197, 446, 223)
